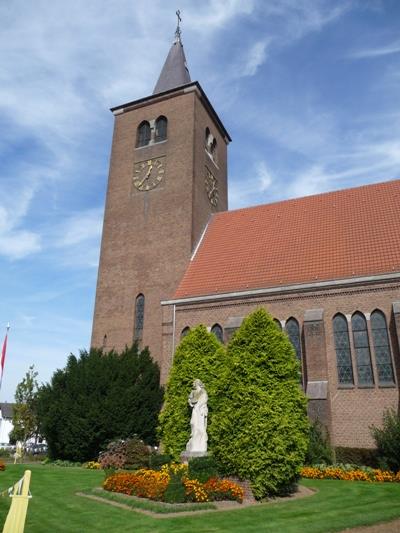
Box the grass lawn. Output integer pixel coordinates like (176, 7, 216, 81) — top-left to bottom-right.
(0, 464, 400, 532)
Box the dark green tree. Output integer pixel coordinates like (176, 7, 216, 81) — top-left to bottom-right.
(36, 344, 163, 462)
(158, 325, 225, 459)
(210, 308, 309, 498)
(10, 365, 39, 444)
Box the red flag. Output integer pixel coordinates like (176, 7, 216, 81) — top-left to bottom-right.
(1, 325, 9, 384)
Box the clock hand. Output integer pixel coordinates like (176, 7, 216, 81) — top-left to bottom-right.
(138, 166, 153, 187)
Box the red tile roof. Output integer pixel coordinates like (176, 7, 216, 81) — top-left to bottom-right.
(174, 179, 400, 299)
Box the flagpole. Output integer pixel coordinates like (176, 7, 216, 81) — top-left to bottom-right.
(0, 323, 10, 391)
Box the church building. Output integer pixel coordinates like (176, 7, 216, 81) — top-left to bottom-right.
(91, 23, 400, 450)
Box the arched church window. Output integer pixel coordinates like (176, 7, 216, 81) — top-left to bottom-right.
(333, 314, 354, 385)
(136, 121, 151, 147)
(181, 326, 190, 339)
(211, 323, 223, 343)
(285, 318, 302, 362)
(351, 312, 374, 386)
(155, 116, 168, 142)
(285, 317, 303, 384)
(370, 310, 394, 385)
(134, 293, 145, 340)
(273, 318, 282, 330)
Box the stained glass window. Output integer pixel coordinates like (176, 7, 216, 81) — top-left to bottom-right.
(285, 318, 303, 384)
(371, 310, 394, 385)
(181, 326, 190, 339)
(211, 324, 223, 343)
(273, 319, 282, 330)
(333, 314, 354, 385)
(351, 312, 374, 386)
(155, 116, 167, 142)
(134, 294, 145, 340)
(137, 121, 151, 147)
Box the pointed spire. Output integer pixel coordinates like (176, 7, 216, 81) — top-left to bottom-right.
(153, 11, 191, 95)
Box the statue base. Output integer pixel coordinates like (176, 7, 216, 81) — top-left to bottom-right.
(180, 451, 208, 464)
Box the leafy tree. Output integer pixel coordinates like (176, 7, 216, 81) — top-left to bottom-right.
(210, 308, 309, 498)
(10, 365, 39, 444)
(36, 344, 163, 462)
(371, 409, 400, 471)
(158, 325, 225, 459)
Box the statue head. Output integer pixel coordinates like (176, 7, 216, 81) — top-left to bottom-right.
(193, 379, 204, 389)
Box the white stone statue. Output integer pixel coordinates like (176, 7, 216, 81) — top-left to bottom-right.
(186, 379, 208, 453)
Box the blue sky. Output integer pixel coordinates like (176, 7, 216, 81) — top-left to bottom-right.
(1, 0, 400, 401)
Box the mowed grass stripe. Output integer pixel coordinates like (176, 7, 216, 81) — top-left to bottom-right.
(0, 465, 399, 532)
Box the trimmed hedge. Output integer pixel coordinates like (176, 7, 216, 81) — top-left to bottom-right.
(210, 308, 309, 498)
(158, 325, 225, 459)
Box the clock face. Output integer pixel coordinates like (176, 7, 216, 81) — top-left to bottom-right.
(205, 167, 218, 207)
(133, 158, 165, 191)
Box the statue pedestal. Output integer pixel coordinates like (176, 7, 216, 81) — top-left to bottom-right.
(180, 451, 208, 464)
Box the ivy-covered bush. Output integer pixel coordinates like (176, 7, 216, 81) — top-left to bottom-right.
(158, 325, 225, 459)
(210, 308, 309, 498)
(371, 409, 400, 472)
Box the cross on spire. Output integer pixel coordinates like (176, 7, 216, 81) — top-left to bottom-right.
(175, 10, 182, 42)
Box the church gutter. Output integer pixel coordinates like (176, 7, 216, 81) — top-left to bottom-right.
(162, 271, 400, 306)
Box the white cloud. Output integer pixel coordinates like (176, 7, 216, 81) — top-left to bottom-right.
(256, 161, 273, 191)
(0, 185, 42, 260)
(59, 208, 103, 248)
(349, 40, 400, 59)
(241, 40, 269, 77)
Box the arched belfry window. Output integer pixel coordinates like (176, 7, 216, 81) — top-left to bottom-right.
(333, 314, 354, 385)
(351, 312, 374, 386)
(181, 326, 190, 340)
(370, 310, 395, 385)
(136, 121, 151, 147)
(134, 294, 145, 341)
(211, 323, 223, 343)
(210, 138, 217, 162)
(155, 116, 167, 142)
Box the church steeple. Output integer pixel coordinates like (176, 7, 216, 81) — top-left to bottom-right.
(153, 11, 191, 95)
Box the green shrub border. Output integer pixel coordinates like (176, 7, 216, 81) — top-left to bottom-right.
(82, 487, 216, 514)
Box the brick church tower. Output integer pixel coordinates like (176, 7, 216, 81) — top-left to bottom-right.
(91, 21, 231, 369)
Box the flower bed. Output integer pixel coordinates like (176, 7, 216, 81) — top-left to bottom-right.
(103, 463, 244, 503)
(301, 465, 400, 483)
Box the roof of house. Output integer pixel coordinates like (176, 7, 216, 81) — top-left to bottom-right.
(0, 403, 15, 419)
(174, 179, 400, 300)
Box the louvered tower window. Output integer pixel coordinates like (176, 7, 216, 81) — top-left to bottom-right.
(136, 121, 151, 147)
(134, 294, 145, 341)
(155, 116, 167, 142)
(211, 323, 223, 343)
(370, 310, 394, 385)
(351, 312, 374, 386)
(333, 314, 354, 385)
